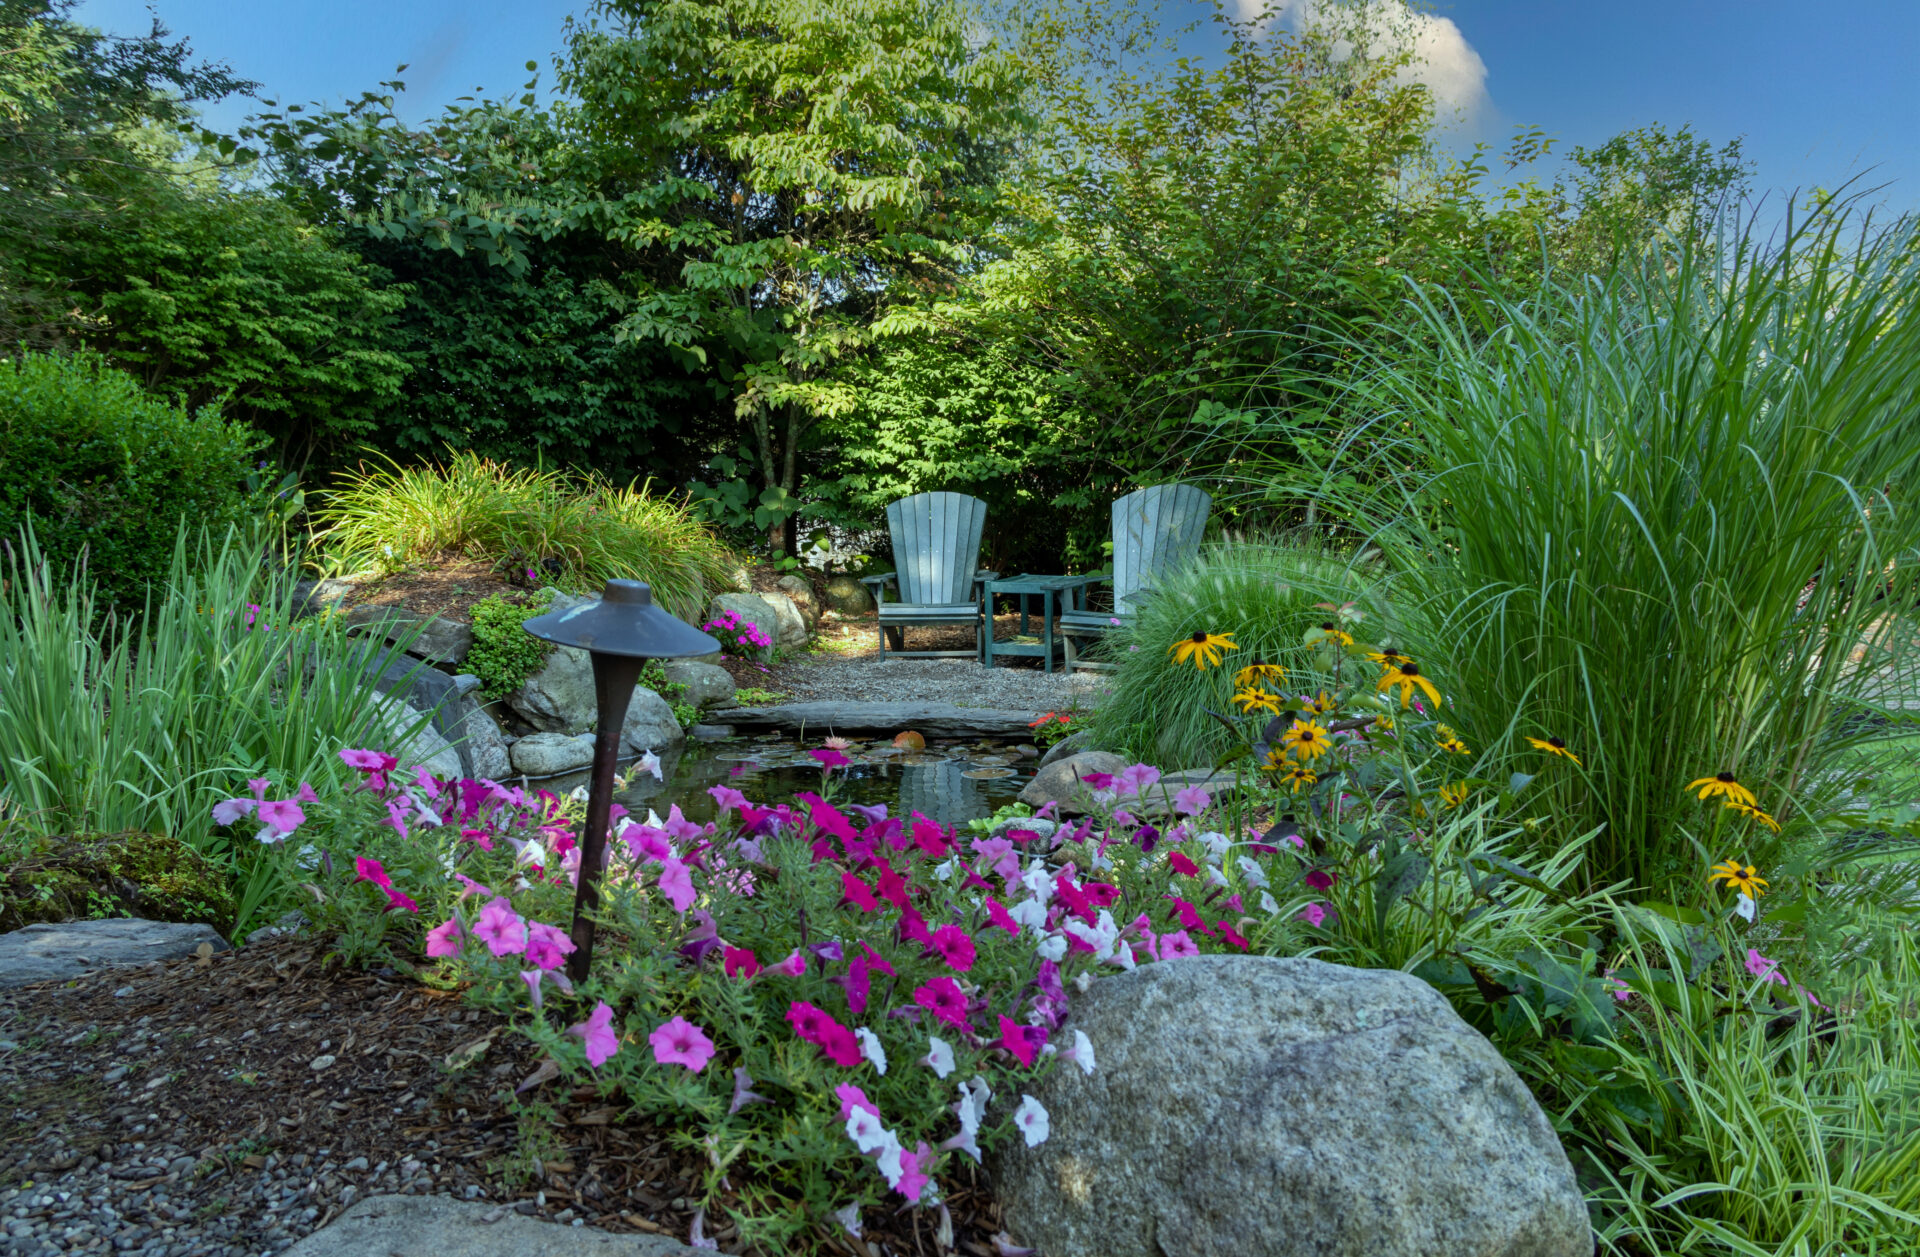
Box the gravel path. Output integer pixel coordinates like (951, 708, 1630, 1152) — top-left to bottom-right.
(771, 658, 1106, 714)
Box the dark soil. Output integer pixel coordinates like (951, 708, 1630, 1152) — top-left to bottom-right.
(0, 938, 1012, 1256)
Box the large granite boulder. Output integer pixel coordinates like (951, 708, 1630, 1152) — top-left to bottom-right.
(367, 692, 464, 780)
(442, 692, 512, 781)
(996, 955, 1591, 1257)
(506, 643, 595, 733)
(342, 604, 473, 665)
(662, 660, 736, 709)
(1037, 728, 1094, 768)
(776, 575, 821, 629)
(1016, 750, 1129, 812)
(622, 686, 686, 754)
(509, 732, 596, 777)
(822, 574, 874, 615)
(758, 589, 810, 647)
(0, 918, 230, 990)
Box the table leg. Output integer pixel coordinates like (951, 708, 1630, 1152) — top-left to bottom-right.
(982, 587, 995, 669)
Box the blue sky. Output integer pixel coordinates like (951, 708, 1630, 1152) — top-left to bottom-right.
(76, 0, 1920, 210)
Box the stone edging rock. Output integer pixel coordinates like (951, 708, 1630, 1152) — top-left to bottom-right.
(723, 702, 1043, 737)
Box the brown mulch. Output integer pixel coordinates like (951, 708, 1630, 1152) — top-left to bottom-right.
(0, 937, 1011, 1256)
(337, 558, 525, 625)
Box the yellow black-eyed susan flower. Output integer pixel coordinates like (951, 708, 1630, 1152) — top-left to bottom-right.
(1526, 735, 1581, 765)
(1279, 763, 1319, 794)
(1687, 772, 1758, 809)
(1235, 661, 1287, 688)
(1708, 859, 1769, 899)
(1366, 646, 1410, 670)
(1371, 713, 1397, 736)
(1436, 724, 1470, 756)
(1169, 631, 1238, 669)
(1306, 690, 1337, 717)
(1279, 718, 1332, 763)
(1315, 622, 1355, 648)
(1438, 781, 1471, 809)
(1260, 748, 1291, 773)
(1232, 686, 1282, 715)
(1723, 800, 1781, 832)
(1378, 661, 1441, 709)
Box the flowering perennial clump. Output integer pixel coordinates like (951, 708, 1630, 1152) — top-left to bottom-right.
(701, 609, 772, 657)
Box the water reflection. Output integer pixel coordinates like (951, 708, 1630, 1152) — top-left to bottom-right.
(533, 739, 1033, 828)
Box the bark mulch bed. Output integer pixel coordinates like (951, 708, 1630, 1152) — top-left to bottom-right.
(334, 557, 525, 625)
(0, 937, 1012, 1256)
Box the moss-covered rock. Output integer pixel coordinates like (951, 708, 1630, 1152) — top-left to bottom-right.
(0, 832, 234, 935)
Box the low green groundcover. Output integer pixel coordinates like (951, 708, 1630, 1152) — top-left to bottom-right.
(0, 831, 236, 935)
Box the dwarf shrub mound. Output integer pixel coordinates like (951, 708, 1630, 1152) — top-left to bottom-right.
(0, 831, 236, 934)
(0, 352, 273, 613)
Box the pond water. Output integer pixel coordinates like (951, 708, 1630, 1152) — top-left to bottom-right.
(535, 733, 1040, 827)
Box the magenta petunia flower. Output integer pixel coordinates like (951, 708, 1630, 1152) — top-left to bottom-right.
(1297, 902, 1329, 929)
(384, 887, 419, 914)
(766, 948, 807, 978)
(424, 916, 463, 958)
(353, 856, 392, 888)
(912, 977, 973, 1030)
(648, 1016, 715, 1072)
(996, 1015, 1048, 1066)
(723, 946, 760, 979)
(969, 836, 1020, 882)
(1215, 920, 1249, 950)
(841, 871, 880, 913)
(836, 1082, 880, 1120)
(473, 897, 528, 957)
(1173, 785, 1211, 817)
(1304, 868, 1336, 891)
(927, 925, 977, 972)
(983, 897, 1021, 937)
(892, 1142, 931, 1201)
(339, 748, 397, 773)
(707, 784, 748, 815)
(523, 922, 576, 971)
(818, 1022, 863, 1068)
(810, 747, 851, 771)
(1168, 852, 1201, 877)
(568, 1000, 621, 1069)
(1159, 929, 1201, 958)
(787, 1000, 834, 1044)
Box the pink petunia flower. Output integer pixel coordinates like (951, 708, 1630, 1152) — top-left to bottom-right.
(648, 1017, 715, 1072)
(841, 871, 880, 912)
(568, 1000, 621, 1068)
(1173, 785, 1211, 817)
(983, 897, 1021, 937)
(424, 916, 463, 958)
(473, 898, 528, 957)
(523, 922, 576, 971)
(724, 946, 760, 979)
(1159, 929, 1201, 958)
(354, 856, 392, 889)
(836, 1082, 880, 1120)
(996, 1015, 1048, 1066)
(765, 948, 807, 978)
(927, 925, 977, 972)
(1115, 763, 1161, 798)
(254, 798, 305, 837)
(1297, 902, 1329, 929)
(1745, 948, 1789, 987)
(384, 887, 419, 914)
(810, 747, 852, 772)
(892, 1142, 932, 1201)
(211, 797, 257, 826)
(655, 858, 697, 913)
(912, 978, 973, 1030)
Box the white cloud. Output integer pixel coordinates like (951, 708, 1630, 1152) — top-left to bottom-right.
(1236, 0, 1492, 127)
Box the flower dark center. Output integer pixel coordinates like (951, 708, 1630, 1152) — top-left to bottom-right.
(1400, 663, 1420, 677)
(1321, 623, 1335, 631)
(1191, 632, 1208, 643)
(1717, 772, 1735, 783)
(1549, 737, 1566, 749)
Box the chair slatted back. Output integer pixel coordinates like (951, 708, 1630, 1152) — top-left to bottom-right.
(1112, 484, 1212, 606)
(885, 492, 988, 606)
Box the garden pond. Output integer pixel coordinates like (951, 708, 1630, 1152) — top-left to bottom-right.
(537, 733, 1038, 827)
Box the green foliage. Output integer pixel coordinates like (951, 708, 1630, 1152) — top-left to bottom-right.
(466, 591, 556, 702)
(1291, 203, 1920, 894)
(0, 831, 235, 934)
(312, 452, 739, 620)
(1089, 537, 1376, 766)
(0, 352, 275, 613)
(0, 522, 415, 934)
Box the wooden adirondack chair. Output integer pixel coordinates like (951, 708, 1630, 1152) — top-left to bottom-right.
(858, 492, 995, 660)
(1060, 483, 1212, 671)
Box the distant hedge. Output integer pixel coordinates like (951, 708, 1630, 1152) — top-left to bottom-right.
(0, 352, 272, 611)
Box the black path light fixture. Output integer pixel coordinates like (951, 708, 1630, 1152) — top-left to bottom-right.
(521, 579, 718, 982)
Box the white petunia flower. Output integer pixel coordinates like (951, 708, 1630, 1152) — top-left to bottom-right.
(856, 1027, 888, 1075)
(1013, 1095, 1050, 1147)
(922, 1035, 956, 1079)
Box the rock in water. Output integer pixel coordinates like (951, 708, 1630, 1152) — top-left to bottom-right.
(622, 686, 686, 754)
(996, 955, 1591, 1257)
(279, 1195, 701, 1257)
(1016, 751, 1129, 812)
(0, 919, 230, 990)
(508, 732, 597, 777)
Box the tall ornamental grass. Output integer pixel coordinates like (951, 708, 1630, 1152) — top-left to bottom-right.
(1303, 207, 1920, 893)
(313, 451, 739, 620)
(1089, 536, 1379, 767)
(0, 525, 421, 872)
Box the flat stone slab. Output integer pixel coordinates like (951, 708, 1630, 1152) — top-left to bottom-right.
(0, 919, 230, 989)
(725, 701, 1041, 737)
(281, 1195, 701, 1257)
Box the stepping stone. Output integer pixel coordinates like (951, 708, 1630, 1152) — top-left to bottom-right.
(0, 919, 230, 989)
(281, 1195, 701, 1257)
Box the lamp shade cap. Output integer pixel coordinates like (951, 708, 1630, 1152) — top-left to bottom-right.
(520, 580, 721, 659)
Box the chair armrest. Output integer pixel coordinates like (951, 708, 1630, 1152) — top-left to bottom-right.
(859, 572, 897, 606)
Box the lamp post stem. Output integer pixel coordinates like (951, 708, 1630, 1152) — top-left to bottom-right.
(566, 652, 646, 983)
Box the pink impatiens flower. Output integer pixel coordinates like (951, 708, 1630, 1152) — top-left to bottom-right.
(568, 1000, 621, 1069)
(648, 1016, 716, 1072)
(473, 898, 528, 957)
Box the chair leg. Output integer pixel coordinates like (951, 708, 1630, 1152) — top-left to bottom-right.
(877, 619, 887, 661)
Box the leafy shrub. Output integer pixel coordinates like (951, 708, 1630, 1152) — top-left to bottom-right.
(466, 591, 556, 701)
(0, 352, 274, 612)
(1089, 536, 1377, 767)
(313, 451, 739, 620)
